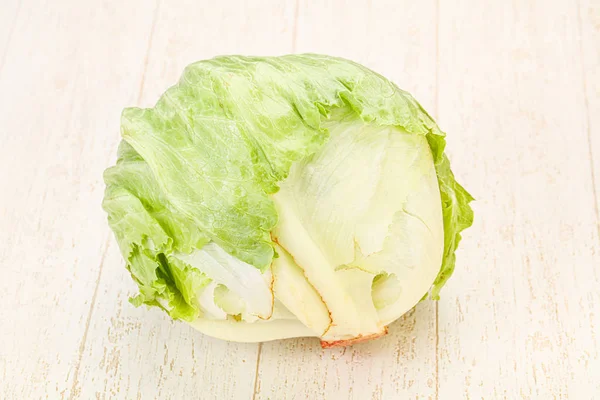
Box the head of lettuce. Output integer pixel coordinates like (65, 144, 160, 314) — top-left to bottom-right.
(103, 54, 473, 347)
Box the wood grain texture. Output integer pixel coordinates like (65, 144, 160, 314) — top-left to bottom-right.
(254, 1, 440, 399)
(1, 0, 599, 399)
(436, 0, 600, 398)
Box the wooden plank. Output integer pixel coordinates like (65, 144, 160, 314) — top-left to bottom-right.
(0, 1, 158, 398)
(436, 0, 600, 398)
(73, 1, 298, 399)
(255, 1, 439, 399)
(0, 0, 21, 72)
(579, 0, 600, 228)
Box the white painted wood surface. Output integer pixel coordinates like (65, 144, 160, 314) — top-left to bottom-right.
(437, 2, 600, 398)
(0, 0, 598, 399)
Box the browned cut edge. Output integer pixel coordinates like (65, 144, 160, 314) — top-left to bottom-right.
(257, 262, 275, 321)
(320, 326, 389, 348)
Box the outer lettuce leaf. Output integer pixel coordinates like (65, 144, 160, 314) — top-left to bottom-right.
(426, 134, 475, 299)
(102, 54, 473, 319)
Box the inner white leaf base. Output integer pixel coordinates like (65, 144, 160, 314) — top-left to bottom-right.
(187, 117, 444, 345)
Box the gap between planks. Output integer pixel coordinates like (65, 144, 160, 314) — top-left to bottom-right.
(251, 342, 263, 400)
(575, 0, 600, 241)
(69, 235, 111, 400)
(290, 0, 300, 54)
(137, 0, 162, 105)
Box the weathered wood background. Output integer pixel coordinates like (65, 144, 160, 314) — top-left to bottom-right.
(1, 0, 599, 398)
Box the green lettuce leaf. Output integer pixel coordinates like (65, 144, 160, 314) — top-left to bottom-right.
(102, 54, 473, 321)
